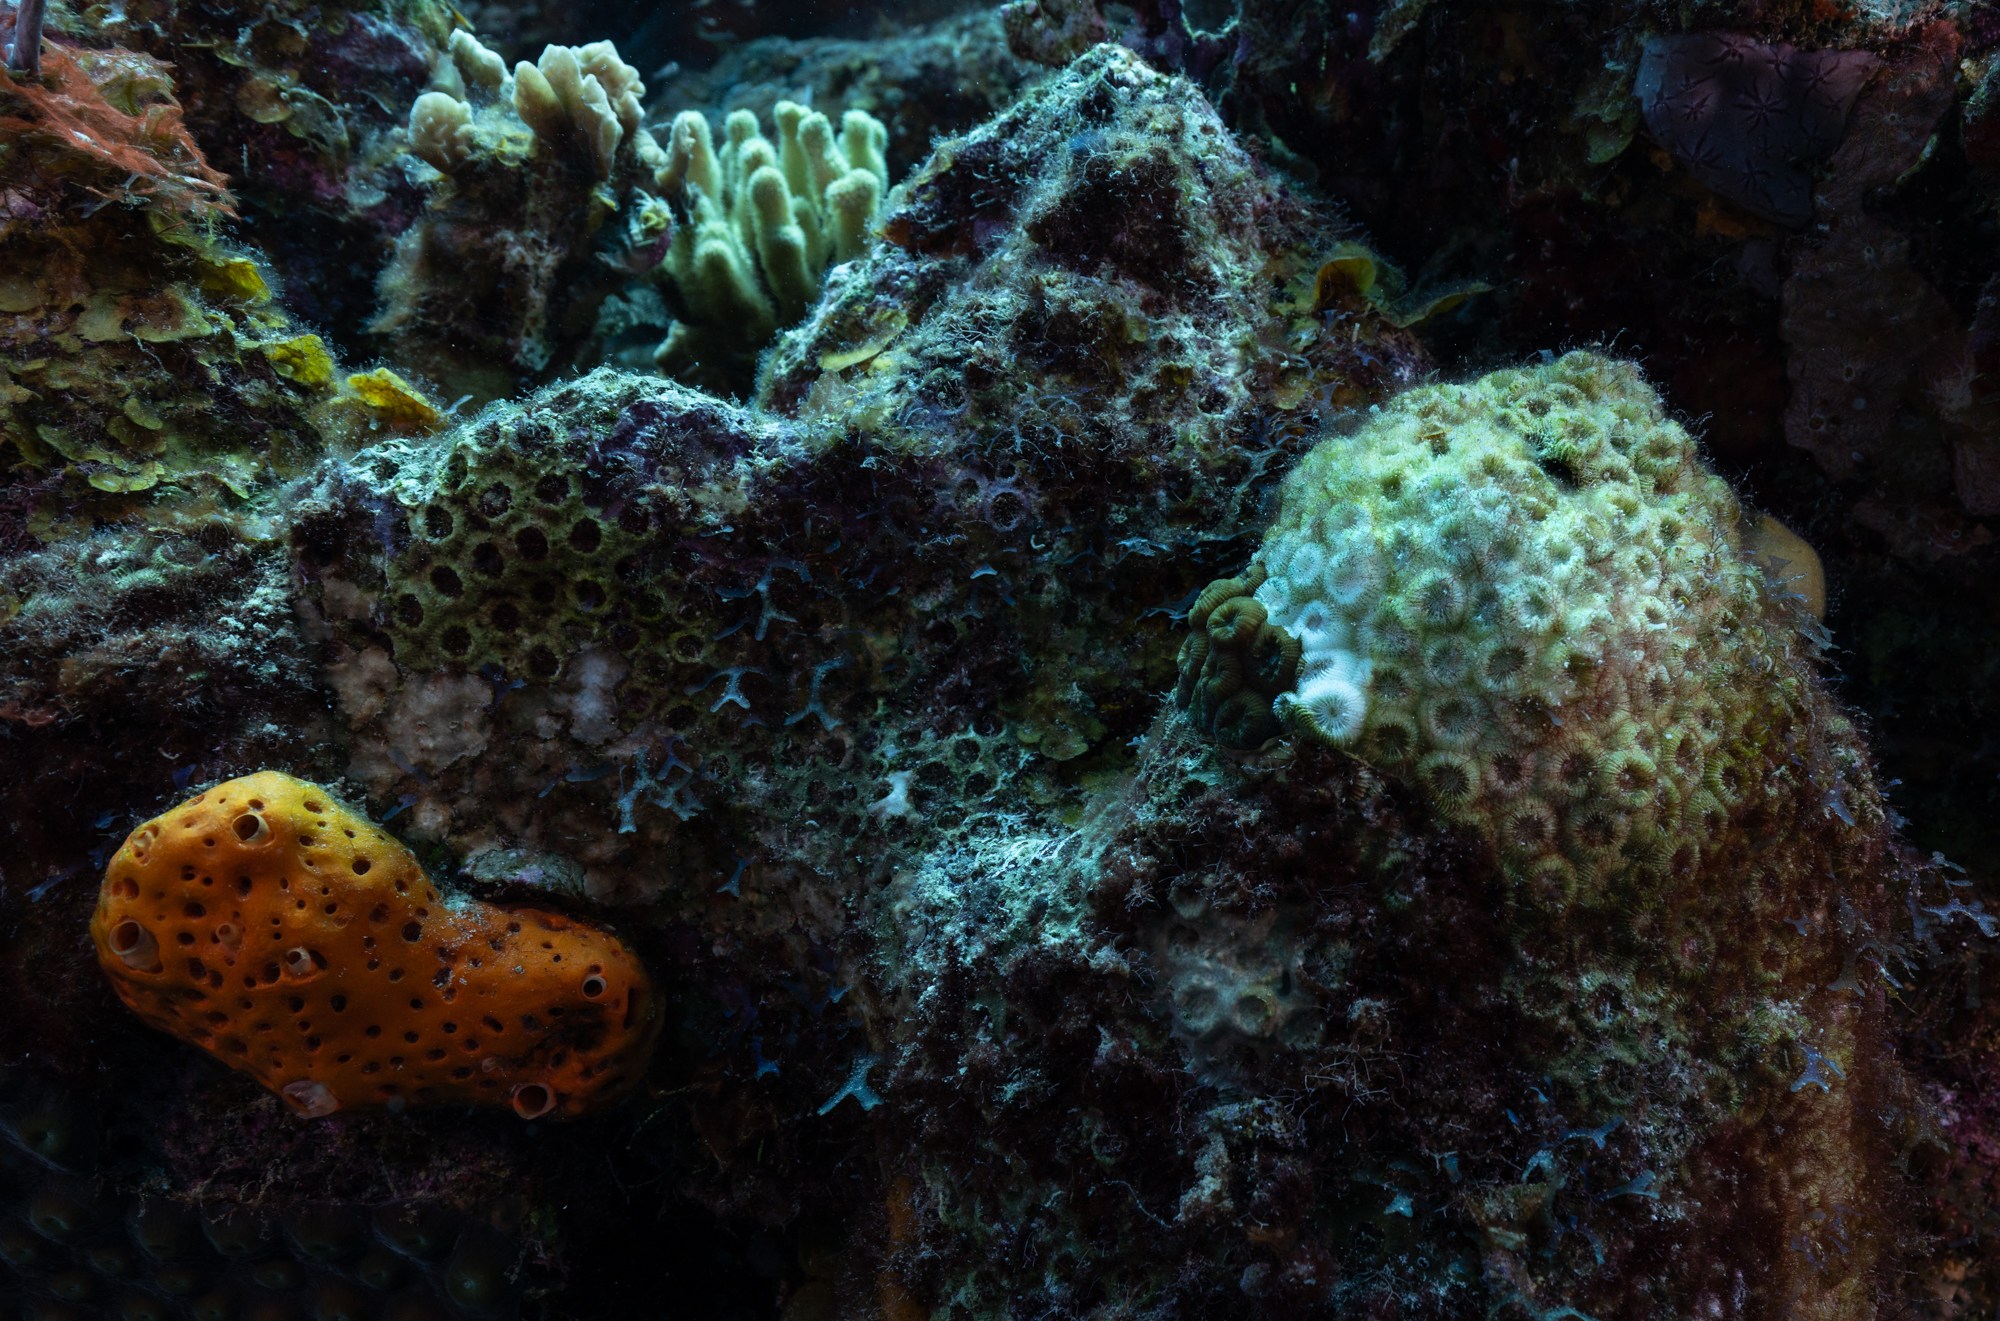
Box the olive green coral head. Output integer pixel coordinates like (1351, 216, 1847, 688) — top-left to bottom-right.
(1177, 352, 1821, 904)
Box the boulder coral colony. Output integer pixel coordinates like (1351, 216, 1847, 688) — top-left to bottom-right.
(4, 1, 2000, 1318)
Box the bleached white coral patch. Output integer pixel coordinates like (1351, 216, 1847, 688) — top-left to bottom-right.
(560, 647, 629, 746)
(1252, 525, 1377, 744)
(870, 770, 915, 820)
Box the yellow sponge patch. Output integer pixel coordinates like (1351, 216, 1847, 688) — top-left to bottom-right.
(92, 772, 658, 1119)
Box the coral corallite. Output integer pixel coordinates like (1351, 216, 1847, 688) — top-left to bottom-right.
(90, 772, 658, 1120)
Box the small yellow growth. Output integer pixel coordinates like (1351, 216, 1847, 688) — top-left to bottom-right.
(818, 307, 907, 371)
(1309, 240, 1489, 329)
(233, 75, 293, 126)
(121, 397, 166, 431)
(343, 368, 445, 433)
(36, 425, 116, 466)
(0, 368, 32, 407)
(0, 274, 43, 313)
(74, 297, 129, 344)
(59, 283, 213, 346)
(1315, 241, 1379, 299)
(262, 334, 336, 388)
(199, 257, 271, 304)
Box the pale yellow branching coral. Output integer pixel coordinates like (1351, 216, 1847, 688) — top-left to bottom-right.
(406, 33, 655, 182)
(405, 29, 509, 172)
(408, 90, 475, 171)
(385, 30, 665, 394)
(390, 42, 875, 391)
(449, 28, 508, 95)
(513, 41, 650, 180)
(650, 101, 888, 387)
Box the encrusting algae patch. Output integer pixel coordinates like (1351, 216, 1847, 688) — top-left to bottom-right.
(91, 772, 657, 1119)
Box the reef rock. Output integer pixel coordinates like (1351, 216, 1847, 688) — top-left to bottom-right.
(0, 17, 1989, 1320)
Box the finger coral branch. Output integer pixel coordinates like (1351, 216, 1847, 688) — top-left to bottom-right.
(650, 99, 889, 390)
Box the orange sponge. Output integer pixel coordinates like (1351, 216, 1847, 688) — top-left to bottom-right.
(91, 772, 658, 1120)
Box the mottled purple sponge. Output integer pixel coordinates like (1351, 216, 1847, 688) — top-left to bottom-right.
(1635, 33, 1878, 226)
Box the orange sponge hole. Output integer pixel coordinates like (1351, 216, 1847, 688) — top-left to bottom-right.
(91, 772, 659, 1119)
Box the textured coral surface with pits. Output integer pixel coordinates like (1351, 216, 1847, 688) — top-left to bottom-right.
(91, 772, 656, 1119)
(1181, 353, 1866, 907)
